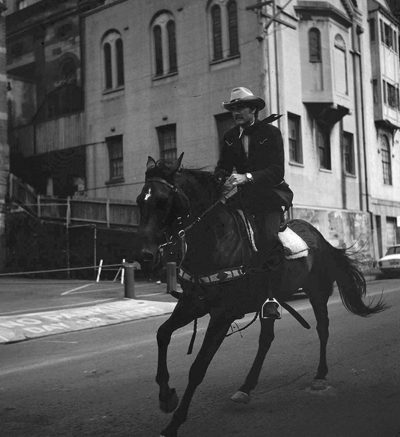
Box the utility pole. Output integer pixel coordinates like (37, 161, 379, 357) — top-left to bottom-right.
(0, 1, 9, 271)
(246, 0, 295, 126)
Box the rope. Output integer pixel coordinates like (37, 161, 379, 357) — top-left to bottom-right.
(225, 312, 259, 337)
(0, 263, 122, 277)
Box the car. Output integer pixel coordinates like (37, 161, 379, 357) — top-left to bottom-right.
(377, 244, 400, 277)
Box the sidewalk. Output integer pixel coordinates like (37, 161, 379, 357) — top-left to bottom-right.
(0, 278, 177, 344)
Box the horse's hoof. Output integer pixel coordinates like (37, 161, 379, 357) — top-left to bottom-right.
(230, 390, 250, 404)
(159, 388, 179, 413)
(310, 379, 329, 391)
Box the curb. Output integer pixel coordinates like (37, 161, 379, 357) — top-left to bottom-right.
(0, 299, 176, 344)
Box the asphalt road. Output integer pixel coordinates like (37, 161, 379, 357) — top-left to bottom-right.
(0, 279, 399, 437)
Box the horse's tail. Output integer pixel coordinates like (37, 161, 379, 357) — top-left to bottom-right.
(330, 246, 386, 316)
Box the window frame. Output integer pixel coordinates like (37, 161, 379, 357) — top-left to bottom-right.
(316, 122, 331, 170)
(101, 31, 125, 92)
(106, 135, 124, 183)
(381, 134, 392, 185)
(308, 27, 321, 63)
(151, 12, 178, 79)
(208, 0, 240, 64)
(287, 112, 303, 164)
(156, 124, 177, 161)
(343, 131, 355, 176)
(334, 33, 348, 95)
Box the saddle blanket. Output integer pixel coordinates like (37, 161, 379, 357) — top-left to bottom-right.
(236, 210, 309, 260)
(278, 227, 309, 259)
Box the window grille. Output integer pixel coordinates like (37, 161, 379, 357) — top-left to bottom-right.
(157, 125, 177, 161)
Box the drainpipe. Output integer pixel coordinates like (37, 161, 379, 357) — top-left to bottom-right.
(353, 23, 375, 259)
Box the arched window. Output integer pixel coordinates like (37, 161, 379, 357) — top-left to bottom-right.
(151, 12, 178, 77)
(381, 135, 392, 185)
(208, 0, 240, 63)
(309, 28, 321, 62)
(227, 0, 239, 56)
(102, 31, 125, 91)
(334, 34, 348, 94)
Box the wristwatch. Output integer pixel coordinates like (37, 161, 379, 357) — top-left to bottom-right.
(245, 172, 253, 183)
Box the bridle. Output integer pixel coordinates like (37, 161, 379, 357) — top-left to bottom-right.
(145, 177, 222, 267)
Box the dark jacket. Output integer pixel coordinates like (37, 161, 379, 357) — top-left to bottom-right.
(216, 116, 293, 213)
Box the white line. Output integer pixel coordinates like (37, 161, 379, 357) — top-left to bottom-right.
(0, 298, 116, 316)
(61, 283, 92, 296)
(71, 286, 122, 294)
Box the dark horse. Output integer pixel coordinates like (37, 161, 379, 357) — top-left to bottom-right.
(135, 154, 385, 437)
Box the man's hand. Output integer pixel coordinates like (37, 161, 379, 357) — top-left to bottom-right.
(227, 173, 248, 186)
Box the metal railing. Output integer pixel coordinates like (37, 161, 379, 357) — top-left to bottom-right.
(9, 174, 140, 228)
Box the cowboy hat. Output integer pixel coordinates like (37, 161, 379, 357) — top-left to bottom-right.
(222, 87, 265, 111)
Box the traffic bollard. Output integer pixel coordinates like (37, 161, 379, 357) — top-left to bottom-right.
(124, 262, 136, 298)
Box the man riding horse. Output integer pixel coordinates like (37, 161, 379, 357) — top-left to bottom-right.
(215, 87, 293, 319)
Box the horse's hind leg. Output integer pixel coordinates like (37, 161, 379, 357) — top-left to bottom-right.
(231, 316, 276, 403)
(157, 298, 206, 413)
(309, 279, 332, 386)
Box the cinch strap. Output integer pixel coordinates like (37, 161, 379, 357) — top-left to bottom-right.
(178, 266, 246, 285)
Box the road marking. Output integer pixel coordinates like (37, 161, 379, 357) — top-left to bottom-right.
(0, 298, 116, 316)
(69, 286, 122, 294)
(61, 283, 92, 296)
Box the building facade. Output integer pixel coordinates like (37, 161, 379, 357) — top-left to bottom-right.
(0, 0, 8, 269)
(5, 0, 400, 263)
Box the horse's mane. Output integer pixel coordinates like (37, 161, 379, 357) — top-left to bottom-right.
(176, 167, 222, 207)
(145, 158, 223, 210)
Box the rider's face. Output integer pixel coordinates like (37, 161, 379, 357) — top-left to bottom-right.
(230, 105, 256, 126)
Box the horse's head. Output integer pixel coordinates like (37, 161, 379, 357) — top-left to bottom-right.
(135, 153, 189, 271)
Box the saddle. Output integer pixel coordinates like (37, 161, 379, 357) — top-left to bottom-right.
(235, 210, 309, 260)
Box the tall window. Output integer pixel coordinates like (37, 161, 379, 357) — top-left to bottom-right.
(334, 34, 348, 95)
(288, 113, 302, 164)
(151, 12, 178, 77)
(343, 132, 355, 175)
(157, 124, 177, 161)
(381, 135, 392, 185)
(106, 136, 124, 182)
(211, 5, 223, 60)
(316, 123, 331, 170)
(102, 31, 125, 91)
(227, 0, 239, 57)
(209, 0, 240, 62)
(309, 28, 321, 62)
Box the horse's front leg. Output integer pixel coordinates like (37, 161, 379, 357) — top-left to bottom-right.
(160, 311, 234, 437)
(157, 298, 206, 413)
(231, 316, 276, 404)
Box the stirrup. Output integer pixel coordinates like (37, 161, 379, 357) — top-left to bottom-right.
(261, 298, 281, 319)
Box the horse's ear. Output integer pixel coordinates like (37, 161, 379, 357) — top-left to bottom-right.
(146, 156, 156, 170)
